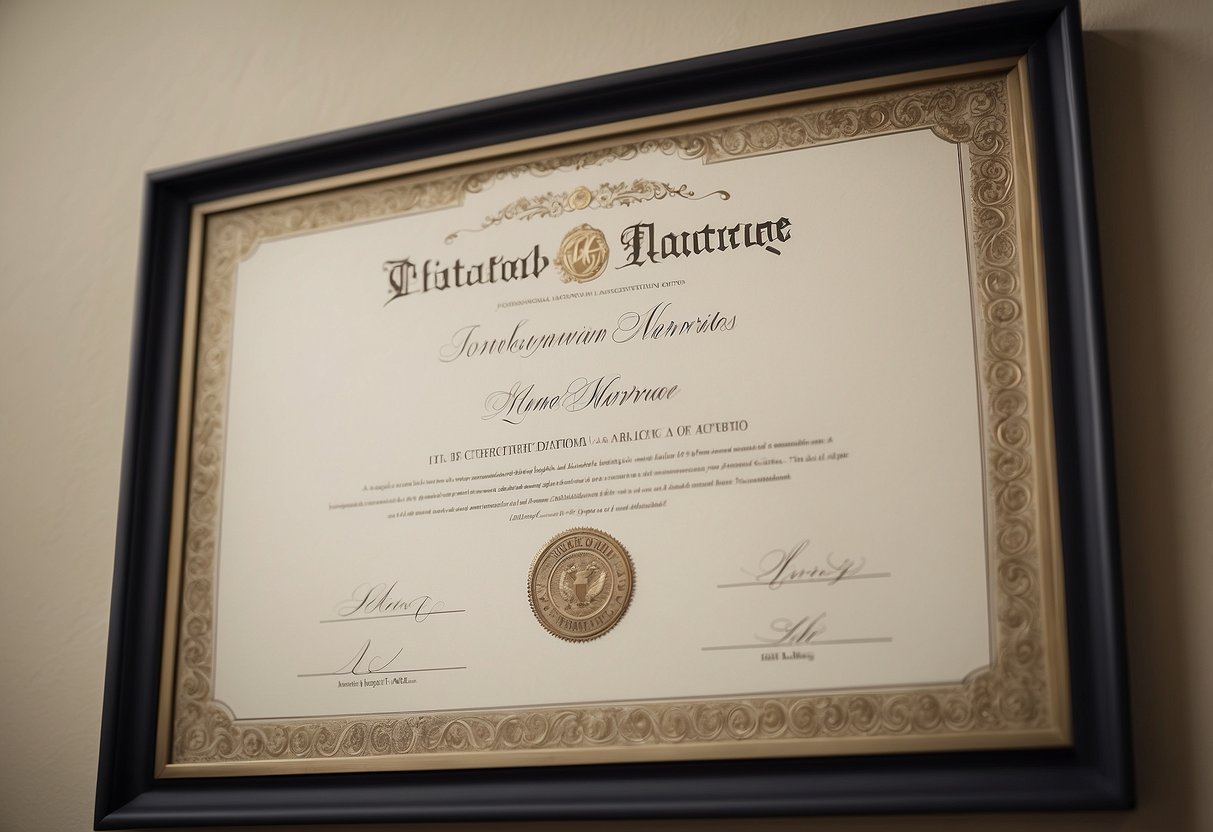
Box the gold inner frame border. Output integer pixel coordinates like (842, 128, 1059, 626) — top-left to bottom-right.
(155, 58, 1070, 778)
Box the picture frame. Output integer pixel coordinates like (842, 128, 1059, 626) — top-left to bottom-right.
(96, 0, 1133, 825)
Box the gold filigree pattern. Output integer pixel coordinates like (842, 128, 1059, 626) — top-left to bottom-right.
(171, 74, 1056, 766)
(444, 180, 730, 242)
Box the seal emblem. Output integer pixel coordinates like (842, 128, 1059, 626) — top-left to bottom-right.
(529, 528, 634, 642)
(554, 223, 609, 283)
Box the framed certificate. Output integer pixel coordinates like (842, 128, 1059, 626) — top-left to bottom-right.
(95, 0, 1132, 826)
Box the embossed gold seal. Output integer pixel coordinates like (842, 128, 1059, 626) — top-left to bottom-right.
(529, 528, 634, 642)
(554, 223, 609, 283)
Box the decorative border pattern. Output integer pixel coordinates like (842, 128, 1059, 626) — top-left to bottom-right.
(172, 75, 1052, 765)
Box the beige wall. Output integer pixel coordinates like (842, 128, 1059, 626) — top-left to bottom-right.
(1, 1, 1209, 830)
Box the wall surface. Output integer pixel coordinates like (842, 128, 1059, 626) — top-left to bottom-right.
(1, 1, 1209, 830)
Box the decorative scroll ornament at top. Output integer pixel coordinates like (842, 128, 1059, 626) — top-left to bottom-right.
(444, 180, 729, 242)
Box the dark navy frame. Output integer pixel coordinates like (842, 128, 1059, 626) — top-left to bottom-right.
(96, 0, 1132, 825)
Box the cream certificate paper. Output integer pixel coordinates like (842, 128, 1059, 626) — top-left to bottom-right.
(168, 71, 1068, 772)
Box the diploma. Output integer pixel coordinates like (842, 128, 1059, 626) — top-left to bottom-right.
(164, 68, 1069, 772)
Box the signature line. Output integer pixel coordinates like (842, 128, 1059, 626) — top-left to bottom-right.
(319, 609, 467, 624)
(297, 666, 467, 678)
(716, 573, 891, 589)
(702, 637, 892, 651)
